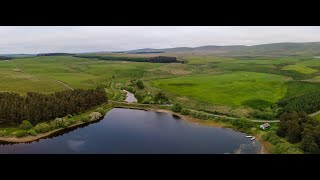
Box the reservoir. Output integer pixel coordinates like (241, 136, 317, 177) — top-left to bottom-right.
(0, 108, 261, 154)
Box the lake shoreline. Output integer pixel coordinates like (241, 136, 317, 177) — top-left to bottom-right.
(114, 106, 269, 154)
(151, 108, 268, 154)
(0, 105, 269, 154)
(0, 117, 104, 144)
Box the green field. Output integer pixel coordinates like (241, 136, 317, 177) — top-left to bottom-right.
(153, 72, 288, 108)
(0, 60, 68, 93)
(314, 113, 320, 121)
(2, 54, 320, 113)
(0, 56, 173, 97)
(282, 64, 318, 74)
(282, 59, 320, 74)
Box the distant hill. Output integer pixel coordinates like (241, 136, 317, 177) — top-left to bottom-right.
(5, 42, 320, 57)
(0, 54, 35, 58)
(123, 42, 320, 56)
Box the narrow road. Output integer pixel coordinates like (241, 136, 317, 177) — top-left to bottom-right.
(53, 79, 74, 90)
(309, 110, 320, 117)
(251, 120, 280, 122)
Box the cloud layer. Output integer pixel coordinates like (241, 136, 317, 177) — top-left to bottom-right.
(1, 26, 320, 54)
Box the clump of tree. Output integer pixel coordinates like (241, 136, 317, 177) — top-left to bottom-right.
(154, 92, 170, 104)
(251, 109, 276, 120)
(18, 120, 33, 130)
(37, 53, 75, 56)
(274, 143, 304, 154)
(262, 131, 282, 145)
(133, 51, 164, 54)
(277, 111, 320, 153)
(0, 56, 12, 60)
(0, 89, 107, 126)
(34, 123, 51, 133)
(230, 118, 255, 130)
(131, 79, 144, 89)
(277, 90, 320, 114)
(149, 56, 178, 63)
(172, 103, 182, 112)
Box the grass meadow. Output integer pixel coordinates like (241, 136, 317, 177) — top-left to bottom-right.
(1, 55, 320, 112)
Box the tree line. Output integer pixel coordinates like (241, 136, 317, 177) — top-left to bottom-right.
(0, 56, 12, 60)
(0, 89, 107, 126)
(37, 53, 75, 56)
(277, 90, 320, 114)
(74, 55, 180, 63)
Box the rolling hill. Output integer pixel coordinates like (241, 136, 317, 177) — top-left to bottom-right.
(121, 42, 320, 56)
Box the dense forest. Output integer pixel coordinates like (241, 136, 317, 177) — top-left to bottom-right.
(0, 56, 12, 60)
(37, 53, 75, 56)
(133, 52, 164, 54)
(74, 55, 179, 63)
(277, 111, 320, 153)
(149, 56, 177, 63)
(0, 89, 107, 126)
(277, 90, 320, 114)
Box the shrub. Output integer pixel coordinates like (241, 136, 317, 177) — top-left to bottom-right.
(231, 118, 255, 129)
(52, 118, 66, 128)
(217, 117, 228, 122)
(136, 80, 144, 89)
(181, 108, 191, 115)
(89, 112, 102, 121)
(62, 119, 71, 127)
(27, 129, 38, 136)
(274, 143, 304, 154)
(0, 130, 7, 137)
(13, 131, 27, 138)
(81, 116, 90, 123)
(96, 107, 105, 115)
(19, 120, 33, 130)
(262, 131, 281, 145)
(49, 121, 58, 129)
(155, 92, 168, 102)
(34, 123, 51, 133)
(67, 118, 77, 125)
(67, 114, 73, 118)
(269, 135, 282, 145)
(172, 103, 182, 112)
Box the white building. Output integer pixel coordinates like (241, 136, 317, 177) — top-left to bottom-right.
(260, 123, 270, 130)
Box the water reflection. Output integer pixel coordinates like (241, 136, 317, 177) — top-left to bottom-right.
(0, 108, 262, 154)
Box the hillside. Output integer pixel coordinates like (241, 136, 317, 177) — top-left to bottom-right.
(119, 42, 320, 56)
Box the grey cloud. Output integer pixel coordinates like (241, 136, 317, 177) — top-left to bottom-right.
(1, 26, 320, 54)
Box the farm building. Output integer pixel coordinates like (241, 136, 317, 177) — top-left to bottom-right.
(260, 123, 270, 130)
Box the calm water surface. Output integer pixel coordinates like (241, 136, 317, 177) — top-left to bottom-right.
(123, 90, 137, 103)
(0, 108, 261, 154)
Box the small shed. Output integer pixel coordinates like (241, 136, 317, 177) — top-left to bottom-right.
(260, 123, 270, 130)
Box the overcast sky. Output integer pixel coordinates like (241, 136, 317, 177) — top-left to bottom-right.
(1, 26, 320, 54)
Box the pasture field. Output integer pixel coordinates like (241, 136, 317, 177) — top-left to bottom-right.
(2, 55, 320, 113)
(314, 113, 320, 121)
(282, 59, 320, 74)
(152, 72, 288, 108)
(0, 60, 68, 93)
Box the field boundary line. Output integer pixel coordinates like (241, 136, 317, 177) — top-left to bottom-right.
(10, 60, 74, 91)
